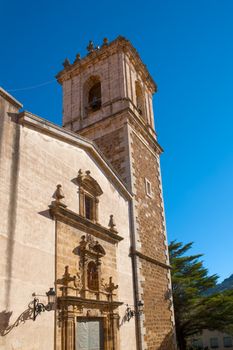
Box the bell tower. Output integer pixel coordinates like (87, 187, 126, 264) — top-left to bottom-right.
(57, 36, 176, 350)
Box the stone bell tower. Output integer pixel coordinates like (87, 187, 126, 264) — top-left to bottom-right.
(57, 36, 176, 350)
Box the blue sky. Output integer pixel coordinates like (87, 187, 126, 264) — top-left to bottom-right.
(1, 0, 233, 282)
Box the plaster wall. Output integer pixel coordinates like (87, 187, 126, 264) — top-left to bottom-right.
(0, 96, 136, 349)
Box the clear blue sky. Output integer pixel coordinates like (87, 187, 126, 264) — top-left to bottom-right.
(1, 0, 233, 282)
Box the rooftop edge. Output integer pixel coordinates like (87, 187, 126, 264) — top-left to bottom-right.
(0, 87, 23, 109)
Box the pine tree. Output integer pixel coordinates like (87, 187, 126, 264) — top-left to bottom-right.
(169, 241, 233, 350)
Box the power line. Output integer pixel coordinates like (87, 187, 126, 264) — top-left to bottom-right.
(7, 79, 56, 92)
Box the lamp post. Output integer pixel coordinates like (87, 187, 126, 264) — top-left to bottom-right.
(33, 288, 56, 321)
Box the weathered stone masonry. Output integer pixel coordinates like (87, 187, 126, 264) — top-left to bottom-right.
(57, 36, 176, 349)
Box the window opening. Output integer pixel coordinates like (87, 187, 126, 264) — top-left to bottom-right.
(135, 81, 145, 118)
(88, 82, 101, 111)
(192, 338, 203, 349)
(210, 337, 219, 349)
(85, 195, 93, 220)
(87, 261, 98, 290)
(223, 337, 233, 348)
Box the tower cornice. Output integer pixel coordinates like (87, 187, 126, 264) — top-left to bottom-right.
(56, 36, 157, 93)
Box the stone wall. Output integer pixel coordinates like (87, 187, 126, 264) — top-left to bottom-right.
(77, 114, 176, 349)
(130, 127, 175, 350)
(57, 36, 176, 350)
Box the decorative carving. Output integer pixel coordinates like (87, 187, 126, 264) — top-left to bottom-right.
(58, 236, 122, 350)
(57, 266, 82, 296)
(86, 309, 100, 317)
(86, 233, 95, 248)
(74, 53, 81, 63)
(55, 184, 64, 201)
(73, 235, 107, 299)
(53, 184, 67, 208)
(78, 234, 106, 257)
(108, 214, 117, 233)
(62, 58, 71, 68)
(87, 40, 95, 53)
(76, 169, 103, 196)
(77, 169, 83, 183)
(101, 276, 118, 302)
(76, 169, 103, 223)
(102, 37, 109, 46)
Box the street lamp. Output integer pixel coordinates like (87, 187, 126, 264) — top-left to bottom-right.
(125, 300, 144, 322)
(33, 288, 56, 321)
(46, 288, 56, 310)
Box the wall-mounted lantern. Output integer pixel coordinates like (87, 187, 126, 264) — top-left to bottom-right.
(32, 288, 56, 321)
(125, 300, 144, 322)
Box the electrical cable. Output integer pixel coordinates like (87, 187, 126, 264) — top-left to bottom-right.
(7, 79, 56, 92)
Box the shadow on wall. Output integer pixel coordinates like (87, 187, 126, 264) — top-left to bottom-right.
(5, 114, 21, 309)
(158, 330, 177, 350)
(0, 301, 34, 336)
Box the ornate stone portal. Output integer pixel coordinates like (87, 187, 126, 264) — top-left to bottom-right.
(50, 181, 123, 350)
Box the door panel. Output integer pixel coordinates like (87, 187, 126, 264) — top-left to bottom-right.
(76, 321, 89, 350)
(76, 319, 104, 350)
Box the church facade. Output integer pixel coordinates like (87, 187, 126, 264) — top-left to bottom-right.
(0, 37, 176, 350)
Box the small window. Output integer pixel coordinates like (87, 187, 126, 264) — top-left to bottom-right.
(84, 195, 93, 220)
(192, 338, 203, 349)
(210, 338, 219, 349)
(145, 178, 152, 198)
(88, 82, 101, 111)
(224, 337, 233, 348)
(77, 169, 103, 223)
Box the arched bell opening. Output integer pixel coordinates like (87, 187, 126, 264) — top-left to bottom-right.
(84, 76, 102, 116)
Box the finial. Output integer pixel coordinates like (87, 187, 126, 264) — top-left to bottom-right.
(62, 58, 71, 68)
(74, 53, 81, 63)
(64, 265, 70, 276)
(102, 37, 109, 46)
(77, 169, 83, 179)
(87, 40, 95, 53)
(55, 184, 64, 202)
(53, 184, 67, 208)
(108, 214, 117, 232)
(85, 170, 91, 176)
(76, 169, 83, 185)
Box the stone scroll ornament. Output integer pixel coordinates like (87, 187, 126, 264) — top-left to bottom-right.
(101, 276, 118, 302)
(57, 266, 82, 297)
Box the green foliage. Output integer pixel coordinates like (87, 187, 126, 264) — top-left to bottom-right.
(205, 274, 233, 295)
(169, 241, 233, 350)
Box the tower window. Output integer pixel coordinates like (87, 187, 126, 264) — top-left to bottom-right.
(84, 195, 94, 220)
(88, 81, 101, 111)
(135, 81, 145, 119)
